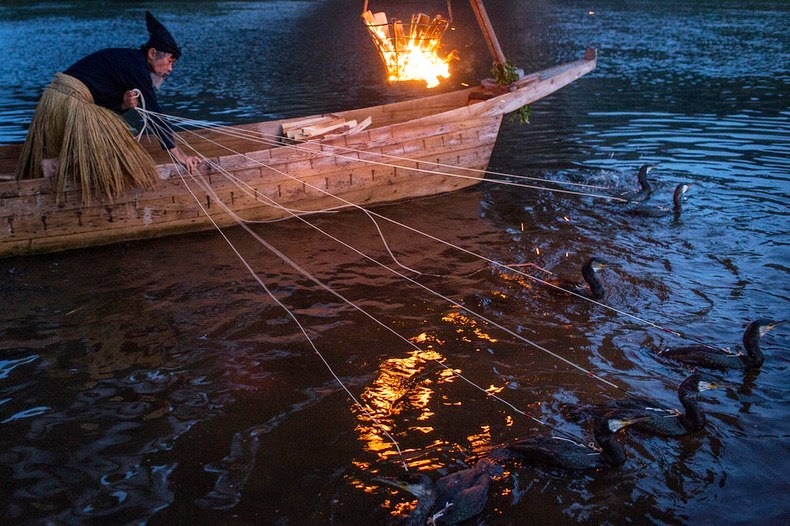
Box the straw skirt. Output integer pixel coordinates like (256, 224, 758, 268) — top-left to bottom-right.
(15, 73, 159, 204)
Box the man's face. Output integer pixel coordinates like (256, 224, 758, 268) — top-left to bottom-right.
(147, 49, 176, 79)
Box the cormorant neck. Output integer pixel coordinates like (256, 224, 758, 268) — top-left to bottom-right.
(679, 393, 705, 432)
(595, 421, 627, 467)
(589, 281, 606, 300)
(637, 167, 651, 190)
(409, 490, 438, 526)
(673, 195, 683, 213)
(742, 325, 765, 367)
(582, 265, 606, 300)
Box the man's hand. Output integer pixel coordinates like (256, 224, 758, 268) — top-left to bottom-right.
(121, 90, 139, 111)
(171, 147, 201, 174)
(182, 155, 201, 174)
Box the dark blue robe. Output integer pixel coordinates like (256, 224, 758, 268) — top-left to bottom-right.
(65, 48, 175, 149)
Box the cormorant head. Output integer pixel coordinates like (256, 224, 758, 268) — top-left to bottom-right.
(586, 257, 620, 273)
(674, 183, 692, 199)
(697, 375, 720, 393)
(684, 371, 721, 394)
(671, 183, 693, 213)
(374, 473, 434, 500)
(637, 164, 657, 177)
(754, 319, 786, 338)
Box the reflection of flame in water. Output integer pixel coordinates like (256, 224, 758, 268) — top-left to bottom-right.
(354, 333, 458, 469)
(352, 323, 514, 517)
(354, 309, 503, 470)
(442, 308, 498, 345)
(363, 11, 458, 88)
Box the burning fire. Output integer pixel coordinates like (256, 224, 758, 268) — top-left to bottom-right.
(362, 10, 458, 88)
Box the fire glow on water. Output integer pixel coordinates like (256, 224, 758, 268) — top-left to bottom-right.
(363, 10, 458, 88)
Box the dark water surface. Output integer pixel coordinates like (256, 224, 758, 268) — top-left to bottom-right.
(1, 1, 788, 524)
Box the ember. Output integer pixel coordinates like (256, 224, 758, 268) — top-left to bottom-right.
(362, 9, 458, 88)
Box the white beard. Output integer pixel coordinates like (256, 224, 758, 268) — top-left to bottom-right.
(150, 73, 166, 91)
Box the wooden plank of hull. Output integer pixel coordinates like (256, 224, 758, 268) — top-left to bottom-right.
(2, 114, 501, 256)
(0, 51, 596, 257)
(4, 113, 499, 222)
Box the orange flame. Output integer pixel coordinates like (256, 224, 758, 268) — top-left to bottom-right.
(363, 11, 458, 88)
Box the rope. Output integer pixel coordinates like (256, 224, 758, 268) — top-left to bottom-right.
(139, 109, 629, 200)
(145, 117, 598, 449)
(156, 115, 626, 390)
(131, 89, 149, 141)
(133, 108, 724, 451)
(162, 152, 414, 470)
(139, 108, 725, 352)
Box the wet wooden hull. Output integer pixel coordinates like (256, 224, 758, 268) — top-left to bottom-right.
(0, 50, 596, 257)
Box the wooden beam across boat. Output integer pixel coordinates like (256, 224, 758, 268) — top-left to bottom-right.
(0, 49, 597, 258)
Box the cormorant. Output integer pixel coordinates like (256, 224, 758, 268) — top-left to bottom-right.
(374, 458, 499, 525)
(577, 372, 721, 436)
(552, 257, 618, 300)
(625, 183, 691, 217)
(500, 414, 646, 470)
(620, 163, 657, 202)
(659, 319, 786, 370)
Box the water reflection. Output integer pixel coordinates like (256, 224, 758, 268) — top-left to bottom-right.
(356, 343, 451, 467)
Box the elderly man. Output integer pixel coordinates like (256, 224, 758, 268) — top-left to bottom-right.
(15, 11, 199, 203)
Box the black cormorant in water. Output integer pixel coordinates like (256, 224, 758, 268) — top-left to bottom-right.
(500, 414, 645, 470)
(553, 257, 618, 300)
(374, 458, 499, 525)
(625, 183, 691, 217)
(659, 319, 786, 370)
(577, 372, 721, 437)
(620, 163, 657, 202)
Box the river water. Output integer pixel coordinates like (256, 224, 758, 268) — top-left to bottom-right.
(1, 1, 788, 524)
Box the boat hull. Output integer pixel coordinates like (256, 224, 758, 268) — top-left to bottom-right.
(0, 50, 596, 257)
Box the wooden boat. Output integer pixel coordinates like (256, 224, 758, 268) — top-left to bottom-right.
(0, 49, 596, 258)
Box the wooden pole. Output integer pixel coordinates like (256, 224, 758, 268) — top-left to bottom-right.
(469, 0, 507, 65)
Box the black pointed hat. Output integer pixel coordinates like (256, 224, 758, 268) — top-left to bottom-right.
(143, 11, 182, 59)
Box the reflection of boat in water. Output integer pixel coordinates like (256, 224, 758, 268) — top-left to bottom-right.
(0, 50, 596, 258)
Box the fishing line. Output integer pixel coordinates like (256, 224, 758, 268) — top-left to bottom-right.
(146, 108, 725, 353)
(140, 109, 727, 445)
(138, 109, 628, 201)
(158, 119, 625, 391)
(156, 112, 724, 363)
(155, 131, 600, 449)
(161, 150, 414, 470)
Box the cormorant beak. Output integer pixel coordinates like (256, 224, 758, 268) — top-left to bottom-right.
(759, 320, 786, 337)
(693, 370, 732, 391)
(373, 476, 409, 491)
(608, 415, 651, 432)
(589, 257, 620, 270)
(373, 475, 431, 499)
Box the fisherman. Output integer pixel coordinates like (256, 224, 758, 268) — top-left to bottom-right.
(15, 11, 200, 204)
